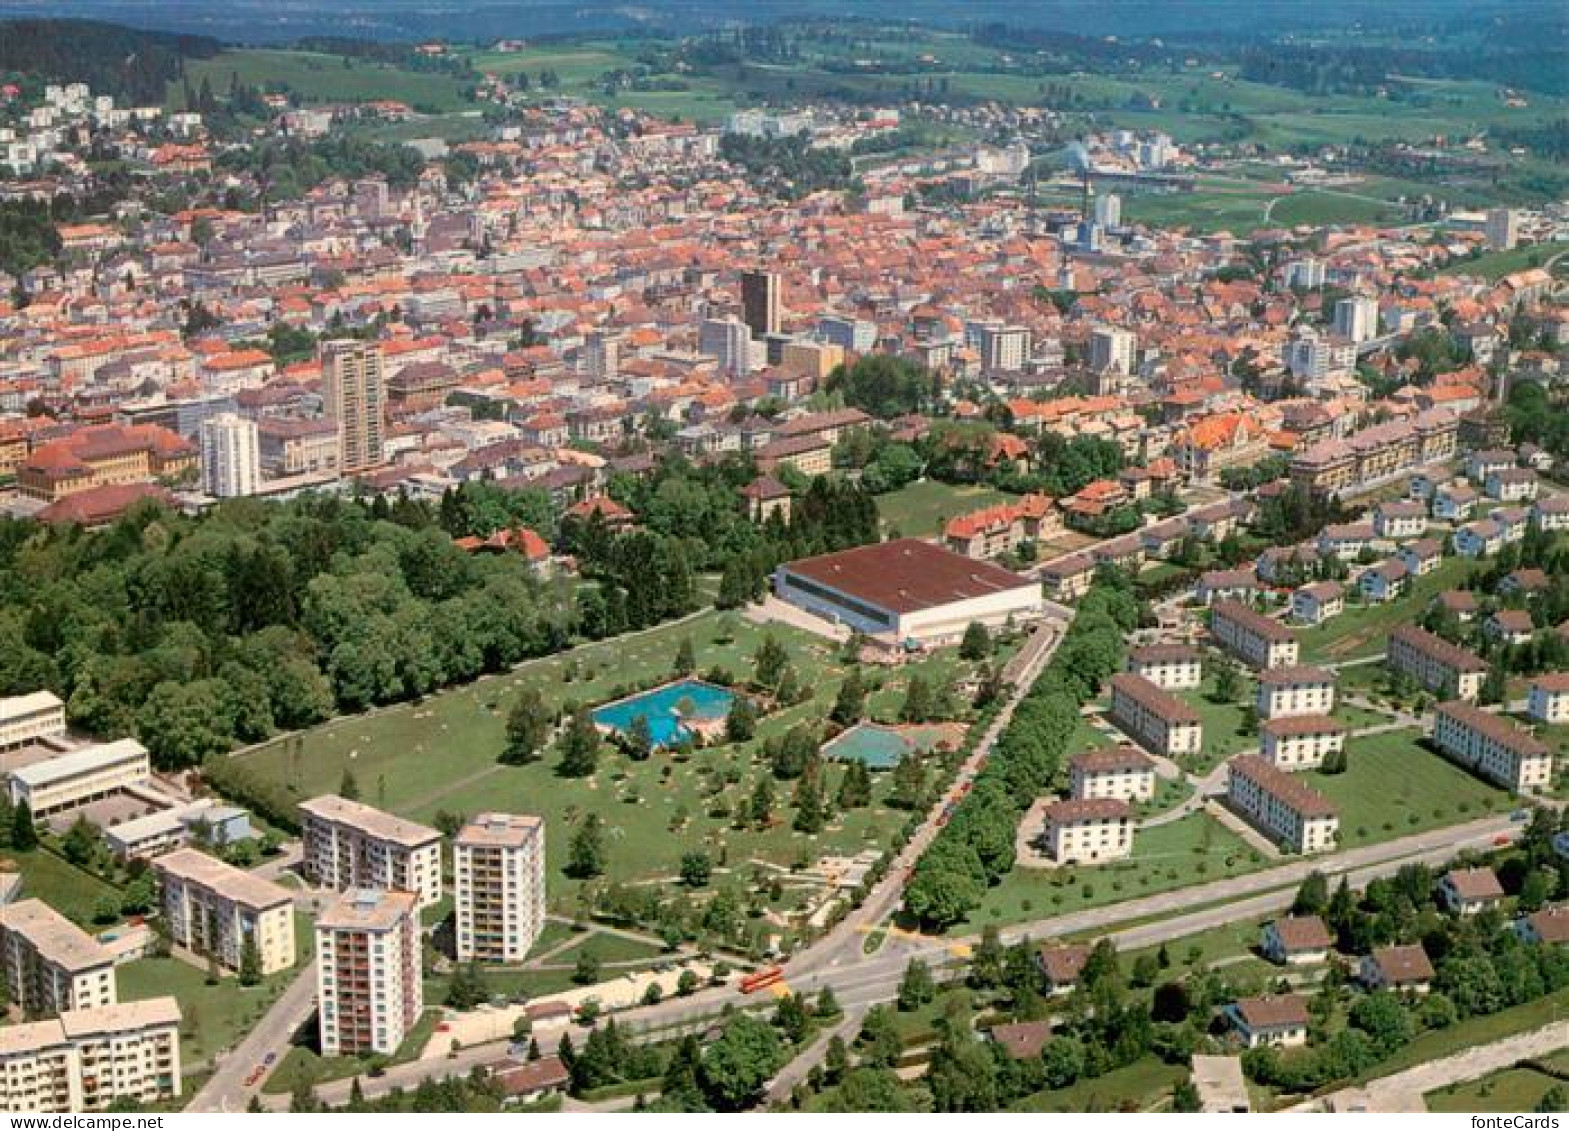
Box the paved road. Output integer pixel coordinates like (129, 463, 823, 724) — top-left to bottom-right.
(765, 1007, 866, 1106)
(188, 965, 318, 1113)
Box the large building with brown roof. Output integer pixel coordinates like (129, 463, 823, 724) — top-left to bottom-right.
(1109, 672, 1203, 758)
(1387, 625, 1487, 701)
(16, 423, 196, 503)
(1041, 797, 1133, 863)
(1288, 409, 1458, 498)
(1431, 700, 1553, 793)
(1227, 755, 1339, 854)
(1068, 746, 1157, 802)
(774, 538, 1043, 647)
(1210, 602, 1299, 670)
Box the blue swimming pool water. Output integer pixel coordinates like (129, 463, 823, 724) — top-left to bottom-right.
(822, 723, 913, 770)
(591, 679, 736, 747)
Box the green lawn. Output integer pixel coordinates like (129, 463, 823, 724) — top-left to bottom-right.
(1428, 1066, 1564, 1113)
(1, 848, 124, 928)
(119, 954, 300, 1070)
(1439, 242, 1569, 282)
(232, 609, 984, 909)
(1297, 557, 1482, 664)
(1305, 729, 1514, 849)
(262, 1010, 440, 1095)
(544, 930, 669, 968)
(1175, 675, 1260, 772)
(875, 480, 1019, 539)
(965, 811, 1267, 932)
(177, 50, 474, 112)
(1010, 1056, 1185, 1112)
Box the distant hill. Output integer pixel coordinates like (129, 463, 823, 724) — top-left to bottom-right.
(0, 18, 222, 104)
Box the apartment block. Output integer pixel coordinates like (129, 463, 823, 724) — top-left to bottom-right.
(1108, 673, 1203, 759)
(1125, 643, 1203, 691)
(0, 691, 66, 752)
(1210, 601, 1299, 670)
(1041, 798, 1133, 864)
(1431, 701, 1553, 793)
(316, 889, 423, 1057)
(154, 848, 296, 976)
(1259, 716, 1347, 772)
(0, 998, 181, 1113)
(299, 794, 443, 908)
(1386, 624, 1487, 701)
(1255, 666, 1336, 721)
(4, 738, 150, 818)
(1527, 673, 1569, 725)
(0, 899, 117, 1016)
(1068, 746, 1157, 803)
(1227, 755, 1339, 854)
(454, 813, 546, 964)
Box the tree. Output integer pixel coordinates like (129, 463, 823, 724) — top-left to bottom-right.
(1172, 1079, 1202, 1112)
(238, 934, 263, 987)
(502, 687, 552, 764)
(969, 925, 1006, 989)
(698, 1013, 785, 1111)
(897, 959, 936, 1011)
(792, 770, 825, 834)
(1212, 657, 1242, 703)
(837, 760, 872, 809)
(831, 667, 869, 726)
(1293, 870, 1329, 916)
(674, 636, 696, 675)
(61, 817, 101, 868)
(725, 696, 758, 743)
(10, 800, 36, 852)
(558, 707, 601, 777)
(680, 851, 713, 888)
(625, 714, 654, 761)
(566, 815, 607, 879)
(754, 635, 790, 691)
(748, 775, 775, 826)
(677, 969, 699, 997)
(899, 675, 935, 723)
(573, 948, 601, 986)
(339, 768, 361, 801)
(959, 621, 992, 661)
(445, 960, 489, 1010)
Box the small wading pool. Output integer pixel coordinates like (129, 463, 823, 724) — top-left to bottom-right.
(591, 679, 735, 747)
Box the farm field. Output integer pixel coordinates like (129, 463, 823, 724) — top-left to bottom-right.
(1305, 729, 1515, 849)
(229, 607, 991, 906)
(875, 480, 1019, 539)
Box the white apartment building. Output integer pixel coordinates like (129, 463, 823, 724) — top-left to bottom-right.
(1068, 746, 1157, 802)
(0, 900, 117, 1016)
(1041, 798, 1133, 864)
(1259, 716, 1347, 771)
(1108, 673, 1203, 758)
(1227, 755, 1339, 854)
(5, 739, 150, 818)
(1255, 666, 1337, 721)
(1290, 581, 1344, 626)
(0, 691, 66, 751)
(200, 412, 260, 498)
(1210, 601, 1300, 670)
(0, 998, 181, 1113)
(316, 889, 423, 1057)
(299, 795, 443, 908)
(1431, 701, 1553, 793)
(1528, 674, 1569, 725)
(1333, 295, 1379, 344)
(455, 813, 546, 964)
(1125, 643, 1203, 691)
(1089, 327, 1135, 376)
(1387, 625, 1487, 701)
(154, 848, 296, 976)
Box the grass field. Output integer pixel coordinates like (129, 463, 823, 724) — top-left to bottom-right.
(875, 480, 1019, 539)
(1, 848, 124, 928)
(119, 953, 301, 1070)
(1297, 557, 1483, 664)
(1440, 242, 1569, 282)
(262, 1010, 439, 1095)
(231, 608, 985, 906)
(1306, 729, 1515, 849)
(176, 50, 475, 112)
(1428, 1065, 1565, 1113)
(1010, 1056, 1185, 1112)
(964, 811, 1266, 932)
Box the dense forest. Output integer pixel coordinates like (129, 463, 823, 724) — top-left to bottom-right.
(0, 19, 221, 105)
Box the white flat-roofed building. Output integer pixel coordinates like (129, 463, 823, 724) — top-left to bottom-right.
(154, 848, 296, 976)
(1227, 755, 1339, 854)
(0, 899, 117, 1016)
(316, 889, 423, 1057)
(1255, 666, 1336, 720)
(774, 538, 1044, 647)
(299, 794, 443, 908)
(0, 997, 181, 1113)
(1125, 643, 1203, 690)
(0, 692, 65, 751)
(102, 799, 252, 861)
(1387, 625, 1487, 701)
(1068, 746, 1157, 802)
(1259, 715, 1347, 771)
(1210, 601, 1299, 670)
(1108, 673, 1203, 758)
(1041, 798, 1133, 864)
(455, 813, 545, 964)
(5, 738, 150, 817)
(1431, 700, 1553, 793)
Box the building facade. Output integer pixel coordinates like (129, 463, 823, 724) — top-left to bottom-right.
(1227, 755, 1339, 853)
(315, 889, 423, 1057)
(1108, 673, 1203, 758)
(454, 813, 546, 964)
(322, 340, 385, 474)
(299, 795, 443, 909)
(0, 999, 181, 1113)
(1386, 625, 1487, 701)
(1210, 601, 1300, 670)
(0, 900, 117, 1016)
(1431, 700, 1553, 793)
(0, 691, 66, 752)
(154, 848, 296, 976)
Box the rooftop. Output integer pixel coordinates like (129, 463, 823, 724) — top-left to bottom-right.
(299, 794, 441, 849)
(780, 538, 1035, 616)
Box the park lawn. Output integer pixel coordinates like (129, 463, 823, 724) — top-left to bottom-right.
(1296, 557, 1482, 664)
(177, 50, 473, 112)
(1174, 673, 1260, 772)
(875, 480, 1019, 539)
(1305, 729, 1514, 850)
(1427, 1066, 1563, 1113)
(1, 848, 124, 928)
(233, 608, 979, 906)
(545, 930, 670, 969)
(119, 954, 300, 1070)
(262, 1010, 440, 1095)
(1439, 242, 1568, 282)
(1121, 916, 1266, 975)
(966, 811, 1267, 932)
(1009, 1055, 1185, 1112)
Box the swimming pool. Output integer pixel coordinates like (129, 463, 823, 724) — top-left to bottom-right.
(821, 723, 913, 770)
(591, 679, 736, 748)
